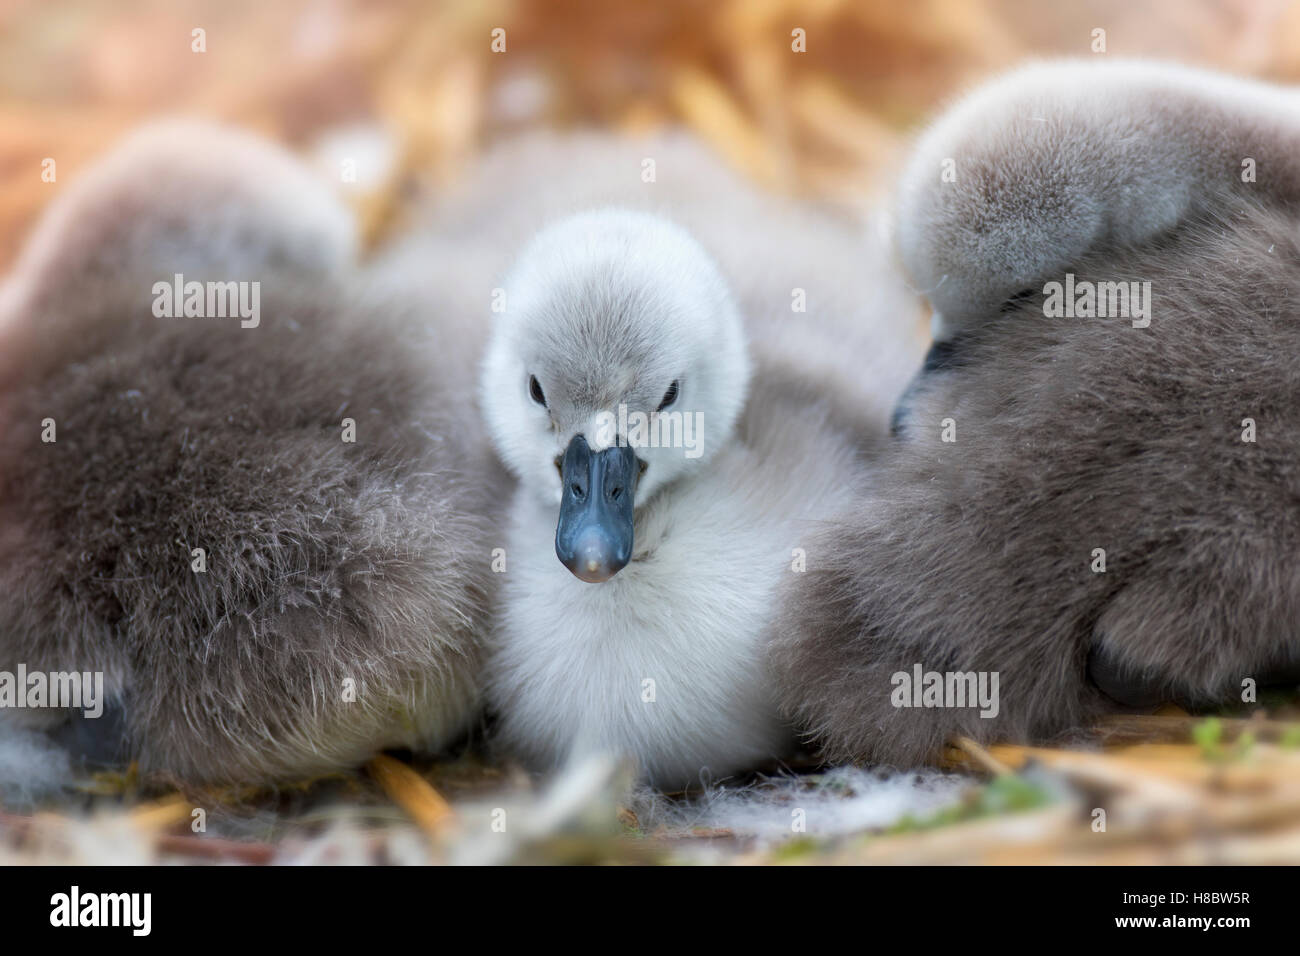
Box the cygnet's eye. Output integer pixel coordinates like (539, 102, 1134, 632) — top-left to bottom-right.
(528, 374, 547, 407)
(657, 379, 680, 412)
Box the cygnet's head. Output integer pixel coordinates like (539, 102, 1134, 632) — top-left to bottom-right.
(481, 209, 750, 583)
(893, 66, 1110, 339)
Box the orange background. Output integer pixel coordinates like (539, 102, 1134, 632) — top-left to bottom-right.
(1, 0, 1297, 266)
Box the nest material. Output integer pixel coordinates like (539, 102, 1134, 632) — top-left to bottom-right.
(4, 707, 1300, 865)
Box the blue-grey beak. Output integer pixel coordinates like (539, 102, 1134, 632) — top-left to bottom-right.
(555, 434, 637, 583)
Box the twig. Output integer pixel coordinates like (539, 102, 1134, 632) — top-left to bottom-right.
(952, 736, 1014, 776)
(367, 754, 455, 839)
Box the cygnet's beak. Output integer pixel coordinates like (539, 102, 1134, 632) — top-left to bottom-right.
(554, 433, 638, 583)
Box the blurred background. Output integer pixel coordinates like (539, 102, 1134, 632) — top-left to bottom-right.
(2, 0, 1298, 269)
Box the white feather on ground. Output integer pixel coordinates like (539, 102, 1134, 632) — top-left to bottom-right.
(631, 767, 971, 842)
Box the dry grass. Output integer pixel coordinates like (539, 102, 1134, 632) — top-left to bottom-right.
(4, 703, 1299, 864)
(1, 0, 1298, 264)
